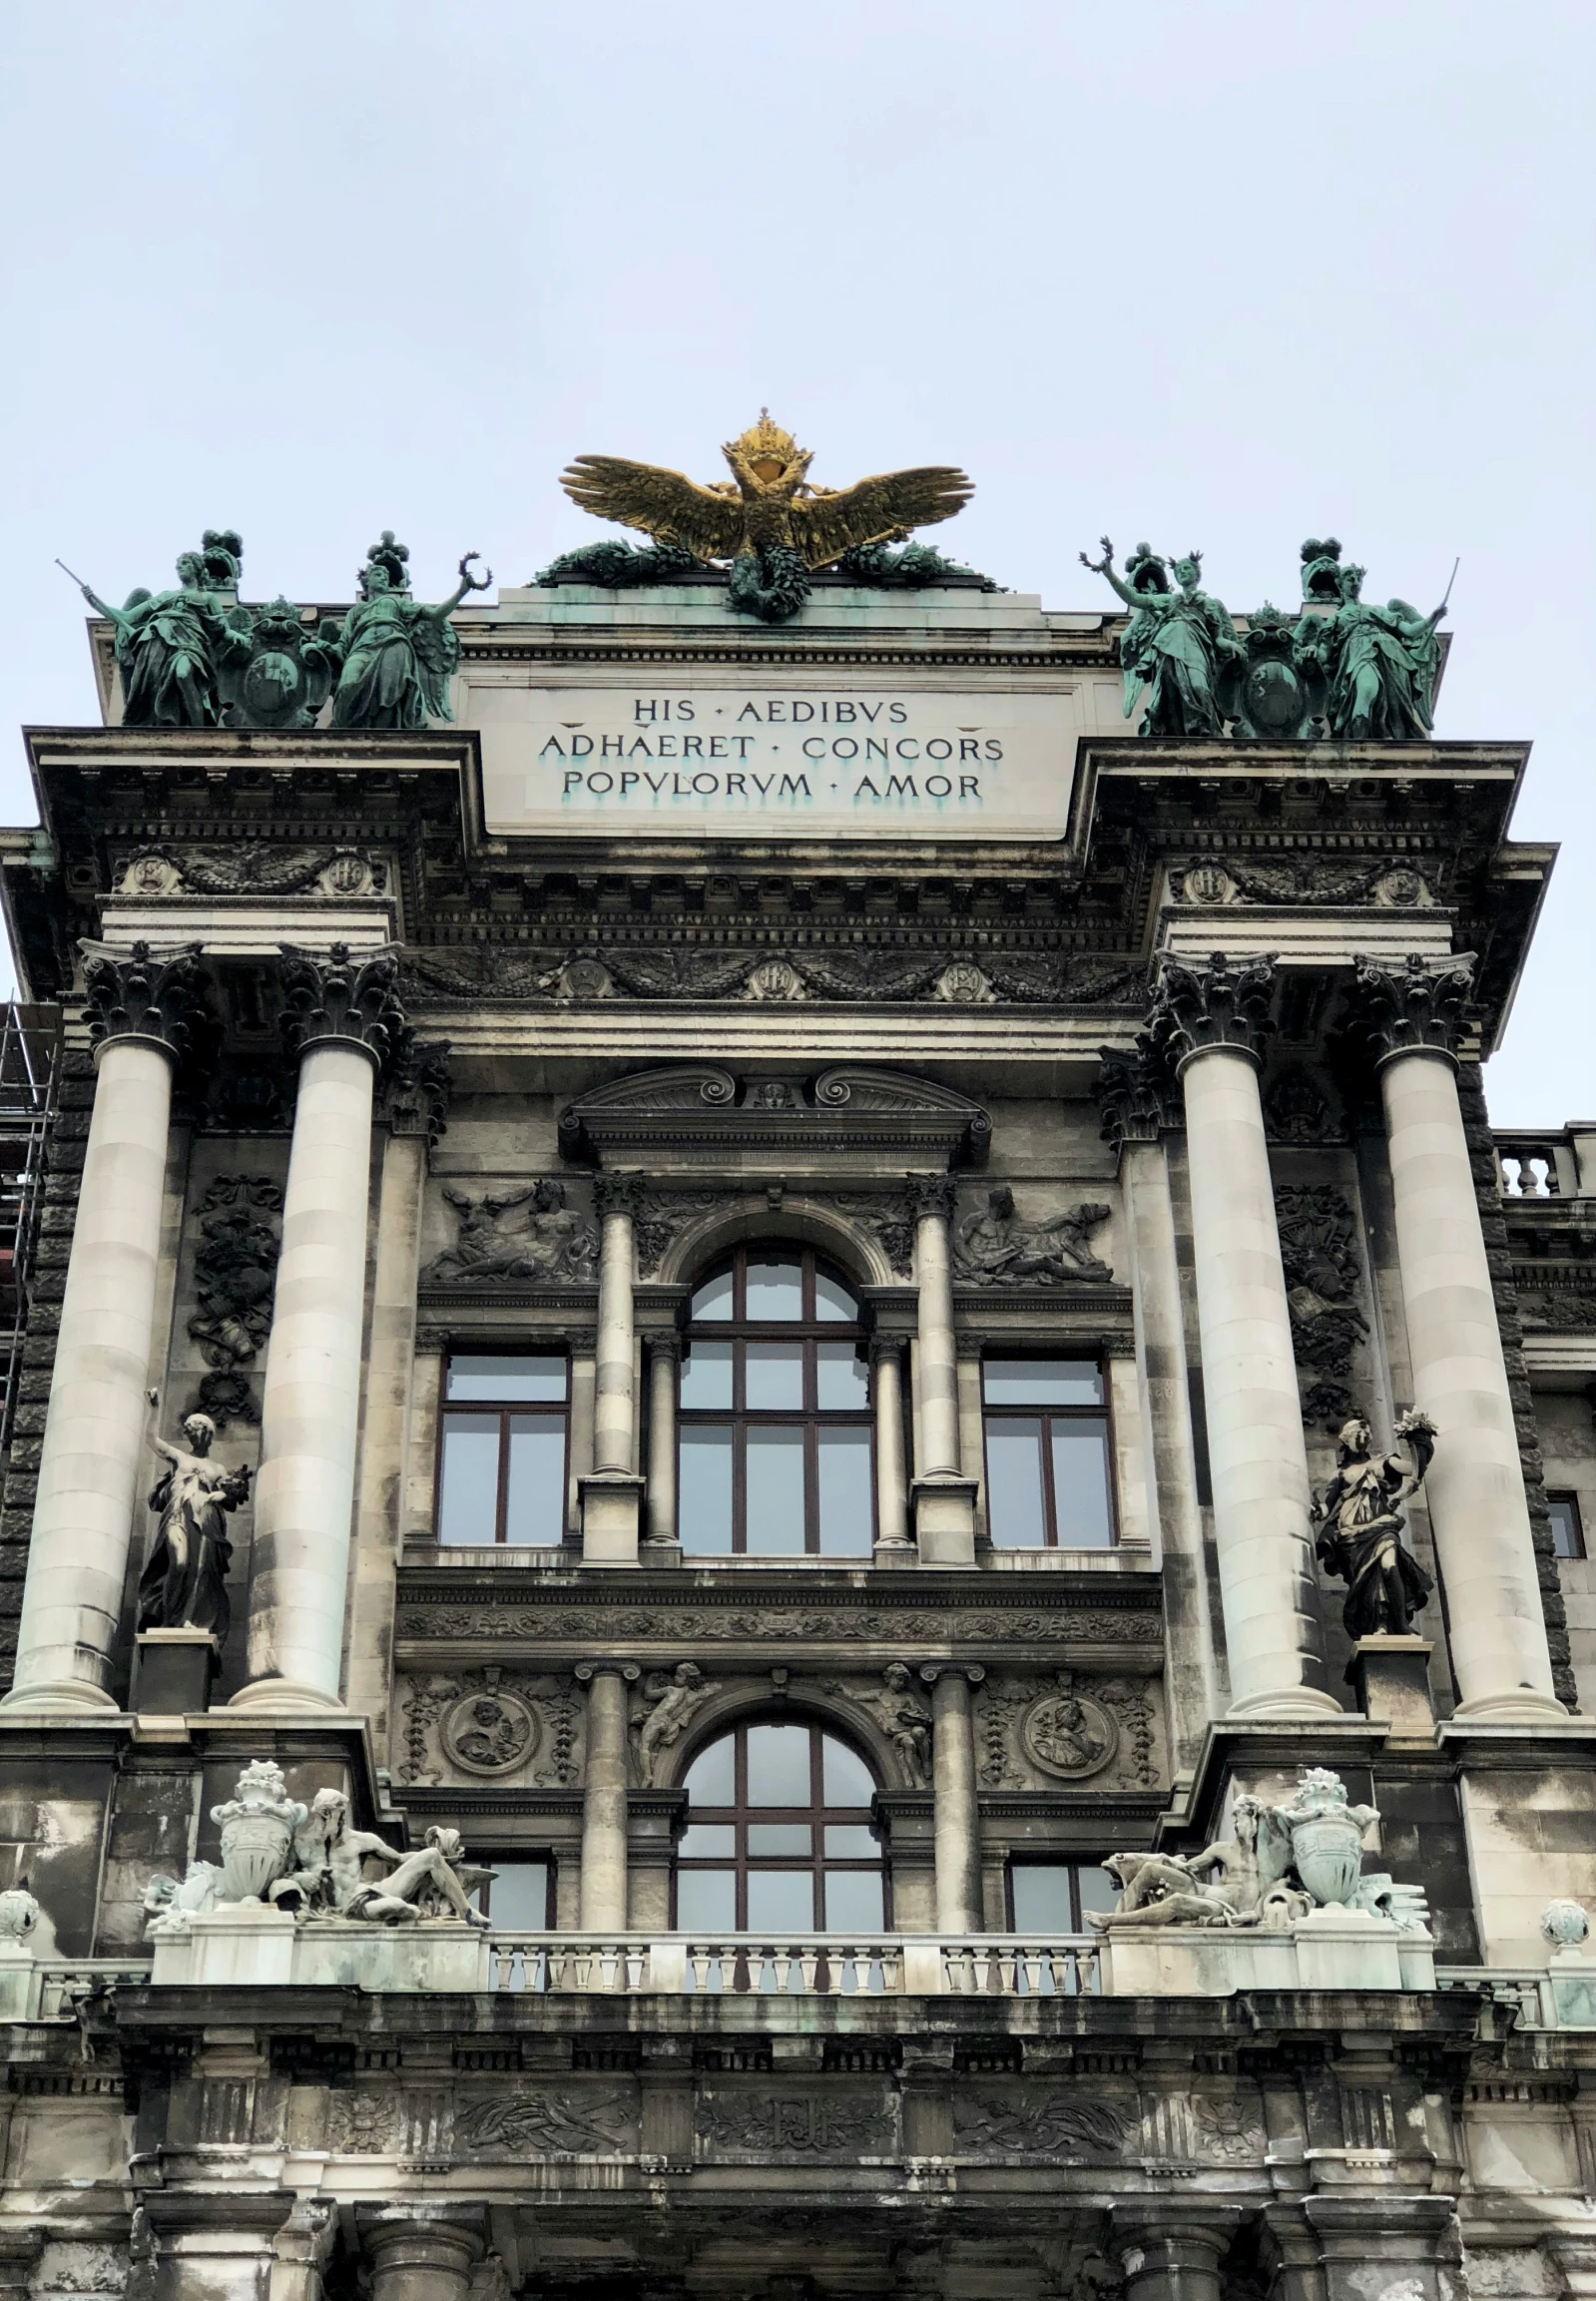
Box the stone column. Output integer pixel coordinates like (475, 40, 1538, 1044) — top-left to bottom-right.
(1150, 955, 1336, 1719)
(1353, 954, 1563, 1721)
(581, 1174, 646, 1563)
(645, 1336, 680, 1551)
(234, 943, 400, 1714)
(1100, 1042, 1220, 1767)
(356, 2207, 486, 2301)
(1111, 2208, 1239, 2301)
(920, 1663, 985, 1932)
(143, 2190, 293, 2301)
(870, 1337, 912, 1559)
(1302, 2195, 1460, 2301)
(576, 1659, 639, 1929)
(6, 941, 207, 1712)
(908, 1176, 977, 1565)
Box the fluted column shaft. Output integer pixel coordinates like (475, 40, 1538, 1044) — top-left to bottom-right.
(236, 942, 399, 1713)
(923, 1664, 984, 1932)
(1153, 955, 1334, 1719)
(577, 1660, 637, 1929)
(7, 941, 205, 1711)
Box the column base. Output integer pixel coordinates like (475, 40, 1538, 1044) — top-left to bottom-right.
(0, 1676, 117, 1713)
(1226, 1685, 1346, 1721)
(133, 1628, 220, 1716)
(872, 1538, 918, 1569)
(910, 1474, 978, 1566)
(227, 1676, 347, 1715)
(580, 1470, 646, 1564)
(1450, 1688, 1578, 1725)
(1348, 1634, 1435, 1734)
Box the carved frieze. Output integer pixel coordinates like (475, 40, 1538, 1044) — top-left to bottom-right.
(396, 1600, 1166, 1653)
(397, 1670, 581, 1787)
(324, 2090, 404, 2155)
(975, 1670, 1160, 1789)
(1168, 857, 1433, 908)
(697, 2088, 895, 2158)
(953, 2089, 1131, 2157)
(115, 845, 386, 899)
(1275, 1184, 1369, 1426)
(455, 2088, 636, 2155)
(1517, 1288, 1596, 1331)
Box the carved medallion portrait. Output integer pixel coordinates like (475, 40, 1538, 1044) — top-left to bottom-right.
(440, 1690, 540, 1776)
(1019, 1686, 1117, 1780)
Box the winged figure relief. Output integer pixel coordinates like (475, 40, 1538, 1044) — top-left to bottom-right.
(557, 412, 973, 623)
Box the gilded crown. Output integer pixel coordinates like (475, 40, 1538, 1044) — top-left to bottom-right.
(732, 410, 803, 476)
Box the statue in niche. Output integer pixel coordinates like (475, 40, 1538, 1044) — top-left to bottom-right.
(1079, 538, 1243, 738)
(1294, 554, 1449, 740)
(136, 1394, 251, 1639)
(330, 532, 491, 730)
(275, 1790, 490, 1926)
(632, 1662, 722, 1786)
(69, 546, 248, 728)
(426, 1178, 598, 1285)
(1313, 1410, 1436, 1639)
(952, 1186, 1112, 1285)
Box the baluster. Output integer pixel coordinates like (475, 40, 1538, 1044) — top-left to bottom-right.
(799, 1947, 820, 1992)
(773, 1947, 792, 1993)
(998, 1947, 1018, 1994)
(882, 1945, 902, 1994)
(971, 1948, 991, 1993)
(626, 1948, 643, 1991)
(1022, 1950, 1042, 1995)
(691, 1947, 711, 1993)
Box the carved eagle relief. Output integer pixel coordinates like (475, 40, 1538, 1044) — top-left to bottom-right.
(559, 412, 973, 571)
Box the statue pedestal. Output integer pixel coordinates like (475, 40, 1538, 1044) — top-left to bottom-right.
(132, 1628, 220, 1715)
(1348, 1635, 1434, 1734)
(0, 1942, 40, 2019)
(1547, 1947, 1596, 2029)
(151, 1908, 490, 1992)
(1098, 1907, 1433, 1997)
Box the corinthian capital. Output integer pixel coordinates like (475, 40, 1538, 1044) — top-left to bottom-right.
(906, 1174, 958, 1222)
(1348, 952, 1475, 1065)
(278, 941, 403, 1064)
(1149, 950, 1276, 1071)
(593, 1171, 647, 1222)
(81, 938, 209, 1060)
(1097, 1038, 1178, 1149)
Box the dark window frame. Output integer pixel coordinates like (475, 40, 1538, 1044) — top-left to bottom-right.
(1006, 1858, 1116, 1932)
(434, 1350, 571, 1547)
(675, 1717, 887, 1932)
(469, 1853, 556, 1928)
(679, 1246, 874, 1557)
(980, 1354, 1118, 1549)
(1549, 1490, 1588, 1561)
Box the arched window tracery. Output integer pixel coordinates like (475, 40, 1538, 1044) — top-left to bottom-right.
(676, 1717, 884, 1932)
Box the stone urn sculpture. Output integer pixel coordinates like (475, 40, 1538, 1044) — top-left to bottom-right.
(209, 1759, 305, 1904)
(1277, 1767, 1378, 1908)
(0, 1887, 38, 1941)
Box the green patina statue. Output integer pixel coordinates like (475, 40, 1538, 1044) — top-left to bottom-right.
(70, 533, 248, 728)
(1080, 538, 1243, 739)
(330, 533, 492, 731)
(1294, 546, 1449, 741)
(218, 597, 344, 731)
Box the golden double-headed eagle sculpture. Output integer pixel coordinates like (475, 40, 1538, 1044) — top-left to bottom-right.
(560, 412, 973, 572)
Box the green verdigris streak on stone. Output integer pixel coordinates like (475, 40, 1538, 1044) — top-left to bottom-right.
(1080, 538, 1242, 738)
(329, 533, 492, 732)
(74, 529, 246, 729)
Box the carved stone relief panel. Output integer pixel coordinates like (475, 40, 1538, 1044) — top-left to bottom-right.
(396, 1669, 582, 1788)
(1274, 1183, 1370, 1427)
(952, 2087, 1134, 2158)
(420, 1176, 599, 1287)
(696, 2085, 896, 2160)
(454, 2085, 638, 2155)
(974, 1670, 1163, 1790)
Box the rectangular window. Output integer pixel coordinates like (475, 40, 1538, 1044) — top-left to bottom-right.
(437, 1353, 568, 1545)
(982, 1359, 1115, 1548)
(470, 1856, 553, 1928)
(1008, 1860, 1117, 1932)
(1549, 1492, 1587, 1560)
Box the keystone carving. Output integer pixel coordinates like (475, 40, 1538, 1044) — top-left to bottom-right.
(1148, 951, 1276, 1068)
(81, 938, 209, 1059)
(1348, 951, 1475, 1062)
(278, 940, 404, 1062)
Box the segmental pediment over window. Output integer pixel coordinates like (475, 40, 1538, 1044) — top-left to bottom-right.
(557, 1064, 991, 1171)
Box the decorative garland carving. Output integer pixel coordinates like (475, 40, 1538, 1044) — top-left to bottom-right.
(408, 945, 1148, 1010)
(397, 1671, 581, 1786)
(187, 1174, 282, 1371)
(1274, 1184, 1368, 1426)
(975, 1670, 1150, 1788)
(396, 1601, 1165, 1649)
(116, 845, 385, 899)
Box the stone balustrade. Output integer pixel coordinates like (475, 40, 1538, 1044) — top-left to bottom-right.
(482, 1930, 1102, 1997)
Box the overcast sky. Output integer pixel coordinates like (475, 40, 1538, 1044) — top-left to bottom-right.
(2, 1, 1590, 1121)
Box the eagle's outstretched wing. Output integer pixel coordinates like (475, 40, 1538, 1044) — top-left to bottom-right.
(793, 465, 974, 570)
(560, 455, 746, 562)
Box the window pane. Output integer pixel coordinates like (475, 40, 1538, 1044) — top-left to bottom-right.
(820, 1737, 875, 1808)
(1051, 1420, 1114, 1547)
(1076, 1865, 1119, 1923)
(680, 1340, 733, 1409)
(814, 1272, 856, 1323)
(746, 1724, 812, 1806)
(680, 1427, 734, 1554)
(447, 1354, 567, 1403)
(985, 1419, 1048, 1546)
(824, 1825, 877, 1858)
(1011, 1864, 1075, 1932)
(745, 1427, 806, 1553)
(692, 1269, 734, 1320)
(677, 1868, 736, 1931)
(1550, 1496, 1585, 1559)
(679, 1825, 735, 1859)
(984, 1359, 1102, 1407)
(817, 1426, 872, 1554)
(682, 1737, 735, 1806)
(748, 1824, 811, 1856)
(484, 1861, 549, 1929)
(746, 1342, 804, 1409)
(438, 1416, 500, 1543)
(746, 1254, 803, 1320)
(821, 1868, 884, 1933)
(815, 1343, 867, 1409)
(747, 1869, 814, 1930)
(505, 1415, 565, 1545)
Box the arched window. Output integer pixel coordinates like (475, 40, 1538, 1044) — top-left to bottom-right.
(678, 1245, 872, 1556)
(677, 1720, 884, 1932)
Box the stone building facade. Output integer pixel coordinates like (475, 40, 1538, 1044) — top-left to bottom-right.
(0, 547, 1589, 2301)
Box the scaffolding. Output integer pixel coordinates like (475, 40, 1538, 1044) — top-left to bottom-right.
(0, 1005, 62, 1459)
